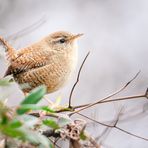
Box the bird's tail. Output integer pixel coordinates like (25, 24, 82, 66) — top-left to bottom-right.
(0, 36, 16, 61)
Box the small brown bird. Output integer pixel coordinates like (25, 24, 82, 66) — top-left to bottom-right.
(1, 31, 83, 93)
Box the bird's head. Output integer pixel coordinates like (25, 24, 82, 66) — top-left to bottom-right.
(45, 31, 83, 52)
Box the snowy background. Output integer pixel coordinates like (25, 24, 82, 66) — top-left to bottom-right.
(0, 0, 148, 147)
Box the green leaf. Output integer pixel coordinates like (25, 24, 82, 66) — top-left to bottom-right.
(16, 105, 34, 115)
(0, 114, 8, 125)
(9, 120, 22, 128)
(17, 104, 43, 113)
(49, 143, 54, 148)
(43, 119, 59, 129)
(41, 106, 55, 113)
(18, 114, 39, 128)
(16, 104, 54, 115)
(0, 76, 13, 86)
(21, 85, 46, 105)
(0, 126, 25, 138)
(21, 128, 51, 147)
(0, 125, 51, 147)
(80, 132, 87, 140)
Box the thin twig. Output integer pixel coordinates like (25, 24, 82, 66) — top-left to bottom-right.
(69, 71, 141, 115)
(29, 112, 59, 118)
(52, 94, 145, 113)
(115, 126, 148, 141)
(77, 113, 148, 141)
(95, 121, 112, 143)
(49, 138, 61, 148)
(73, 94, 145, 110)
(68, 51, 90, 108)
(28, 94, 145, 115)
(54, 138, 60, 148)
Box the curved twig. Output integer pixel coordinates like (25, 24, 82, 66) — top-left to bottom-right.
(68, 51, 90, 108)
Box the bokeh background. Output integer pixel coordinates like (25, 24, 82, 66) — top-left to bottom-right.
(0, 0, 148, 147)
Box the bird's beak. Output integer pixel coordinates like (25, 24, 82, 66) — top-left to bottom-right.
(68, 33, 83, 41)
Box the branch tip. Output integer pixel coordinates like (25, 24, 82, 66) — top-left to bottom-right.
(145, 88, 148, 99)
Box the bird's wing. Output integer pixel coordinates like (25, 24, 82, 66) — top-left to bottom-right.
(5, 47, 52, 76)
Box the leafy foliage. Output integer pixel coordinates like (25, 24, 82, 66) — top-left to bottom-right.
(43, 119, 60, 130)
(0, 82, 53, 147)
(17, 104, 54, 115)
(0, 77, 95, 147)
(21, 85, 46, 104)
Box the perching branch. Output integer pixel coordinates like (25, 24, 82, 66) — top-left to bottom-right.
(68, 51, 90, 108)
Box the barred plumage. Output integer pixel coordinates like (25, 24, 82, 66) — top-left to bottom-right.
(2, 31, 82, 93)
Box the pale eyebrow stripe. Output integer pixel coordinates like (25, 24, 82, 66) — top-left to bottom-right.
(52, 35, 67, 39)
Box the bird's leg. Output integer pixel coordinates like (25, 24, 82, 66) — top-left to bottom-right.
(0, 36, 17, 61)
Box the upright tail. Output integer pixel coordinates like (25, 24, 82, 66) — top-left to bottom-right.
(0, 36, 17, 61)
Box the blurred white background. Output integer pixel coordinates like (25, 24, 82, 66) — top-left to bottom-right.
(0, 0, 148, 147)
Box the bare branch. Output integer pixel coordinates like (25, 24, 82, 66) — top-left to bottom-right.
(69, 71, 141, 115)
(73, 94, 145, 110)
(68, 51, 90, 108)
(115, 126, 148, 141)
(29, 112, 59, 118)
(77, 113, 148, 141)
(113, 106, 125, 127)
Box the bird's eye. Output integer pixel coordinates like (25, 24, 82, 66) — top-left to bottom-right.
(59, 38, 66, 44)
